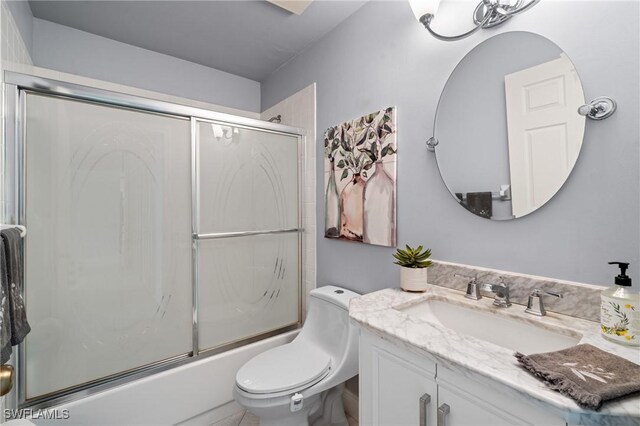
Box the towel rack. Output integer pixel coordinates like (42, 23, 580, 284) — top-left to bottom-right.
(457, 185, 512, 202)
(0, 224, 26, 237)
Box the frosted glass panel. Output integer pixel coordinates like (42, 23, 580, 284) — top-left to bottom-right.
(198, 233, 299, 351)
(24, 94, 193, 399)
(197, 121, 299, 233)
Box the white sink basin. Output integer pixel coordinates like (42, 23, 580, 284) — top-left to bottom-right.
(399, 299, 582, 354)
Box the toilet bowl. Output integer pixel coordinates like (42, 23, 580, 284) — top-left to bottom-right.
(233, 285, 360, 426)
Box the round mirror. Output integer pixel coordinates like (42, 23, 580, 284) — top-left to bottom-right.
(433, 32, 586, 220)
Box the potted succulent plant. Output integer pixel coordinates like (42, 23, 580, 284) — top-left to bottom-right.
(393, 245, 433, 292)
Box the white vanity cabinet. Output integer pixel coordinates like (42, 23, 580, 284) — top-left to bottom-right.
(359, 331, 567, 426)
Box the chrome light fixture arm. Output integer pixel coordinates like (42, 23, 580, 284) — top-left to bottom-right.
(415, 0, 541, 41)
(419, 10, 494, 42)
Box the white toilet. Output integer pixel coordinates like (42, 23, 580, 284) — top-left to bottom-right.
(233, 285, 360, 426)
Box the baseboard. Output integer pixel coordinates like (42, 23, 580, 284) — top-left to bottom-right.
(342, 387, 359, 422)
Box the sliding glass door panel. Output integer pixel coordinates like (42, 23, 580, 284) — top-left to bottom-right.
(197, 233, 299, 352)
(24, 93, 193, 399)
(196, 121, 299, 234)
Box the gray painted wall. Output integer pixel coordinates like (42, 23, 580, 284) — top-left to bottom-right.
(261, 0, 640, 291)
(32, 18, 261, 112)
(5, 0, 33, 55)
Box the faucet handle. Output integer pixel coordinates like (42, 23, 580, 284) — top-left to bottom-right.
(532, 288, 563, 299)
(525, 289, 563, 316)
(455, 273, 482, 300)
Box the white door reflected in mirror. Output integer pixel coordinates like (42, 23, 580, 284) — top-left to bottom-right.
(504, 53, 585, 218)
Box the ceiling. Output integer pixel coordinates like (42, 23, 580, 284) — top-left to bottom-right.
(29, 0, 368, 82)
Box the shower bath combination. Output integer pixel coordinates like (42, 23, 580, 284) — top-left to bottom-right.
(1, 72, 306, 415)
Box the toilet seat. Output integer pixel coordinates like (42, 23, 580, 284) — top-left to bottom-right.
(236, 343, 331, 395)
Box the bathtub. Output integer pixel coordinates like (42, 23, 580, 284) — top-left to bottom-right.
(34, 331, 298, 425)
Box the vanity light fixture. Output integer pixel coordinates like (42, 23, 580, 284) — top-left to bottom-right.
(408, 0, 541, 41)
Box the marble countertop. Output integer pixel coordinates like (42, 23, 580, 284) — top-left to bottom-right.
(349, 285, 640, 423)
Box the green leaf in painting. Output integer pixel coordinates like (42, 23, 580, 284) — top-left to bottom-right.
(337, 160, 345, 168)
(340, 169, 349, 181)
(356, 132, 367, 146)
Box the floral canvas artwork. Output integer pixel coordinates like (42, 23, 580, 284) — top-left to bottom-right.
(324, 107, 396, 247)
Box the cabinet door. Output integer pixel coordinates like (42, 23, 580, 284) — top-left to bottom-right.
(360, 332, 438, 426)
(437, 366, 566, 426)
(437, 383, 526, 426)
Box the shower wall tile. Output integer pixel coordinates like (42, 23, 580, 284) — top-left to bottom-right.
(1, 0, 32, 242)
(262, 83, 317, 318)
(0, 4, 32, 418)
(0, 0, 32, 66)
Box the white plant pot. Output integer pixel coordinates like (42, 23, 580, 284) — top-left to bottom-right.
(400, 267, 428, 292)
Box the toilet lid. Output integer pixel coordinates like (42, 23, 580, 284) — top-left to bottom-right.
(236, 343, 331, 394)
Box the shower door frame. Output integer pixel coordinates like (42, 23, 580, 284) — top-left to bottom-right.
(2, 71, 305, 410)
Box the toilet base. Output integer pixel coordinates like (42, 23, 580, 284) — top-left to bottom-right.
(310, 385, 348, 426)
(235, 384, 348, 426)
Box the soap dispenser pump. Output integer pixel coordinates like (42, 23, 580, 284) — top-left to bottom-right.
(601, 262, 639, 346)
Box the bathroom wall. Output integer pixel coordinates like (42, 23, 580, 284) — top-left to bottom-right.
(0, 0, 33, 245)
(261, 83, 318, 314)
(0, 0, 33, 418)
(2, 0, 31, 59)
(261, 0, 640, 291)
(31, 18, 261, 112)
(1, 0, 32, 65)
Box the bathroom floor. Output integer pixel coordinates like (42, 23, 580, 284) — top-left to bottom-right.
(210, 410, 358, 426)
(210, 410, 259, 426)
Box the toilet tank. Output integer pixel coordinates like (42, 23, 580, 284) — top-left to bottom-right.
(294, 286, 360, 368)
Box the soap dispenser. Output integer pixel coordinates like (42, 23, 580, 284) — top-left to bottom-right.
(601, 262, 639, 346)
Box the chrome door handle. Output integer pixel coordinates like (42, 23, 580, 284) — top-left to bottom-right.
(419, 393, 431, 426)
(437, 403, 450, 426)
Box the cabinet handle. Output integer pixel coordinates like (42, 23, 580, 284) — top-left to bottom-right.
(437, 403, 450, 426)
(419, 393, 431, 426)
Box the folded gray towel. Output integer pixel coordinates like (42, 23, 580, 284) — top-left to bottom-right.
(516, 344, 640, 411)
(0, 228, 30, 361)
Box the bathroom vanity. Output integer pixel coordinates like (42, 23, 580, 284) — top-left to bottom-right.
(350, 285, 640, 426)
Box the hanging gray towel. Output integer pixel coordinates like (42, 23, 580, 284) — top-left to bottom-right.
(1, 242, 13, 364)
(0, 228, 30, 356)
(516, 344, 640, 410)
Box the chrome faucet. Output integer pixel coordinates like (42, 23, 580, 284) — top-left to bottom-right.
(480, 278, 511, 308)
(525, 289, 563, 316)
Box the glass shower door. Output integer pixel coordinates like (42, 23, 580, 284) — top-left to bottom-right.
(23, 93, 193, 400)
(195, 120, 301, 352)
